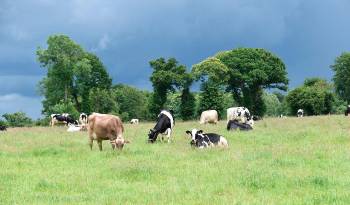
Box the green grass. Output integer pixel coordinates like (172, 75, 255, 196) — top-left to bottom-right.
(1, 115, 350, 204)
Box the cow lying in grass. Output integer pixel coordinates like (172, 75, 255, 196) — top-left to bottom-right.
(226, 120, 253, 131)
(88, 113, 129, 150)
(185, 129, 228, 149)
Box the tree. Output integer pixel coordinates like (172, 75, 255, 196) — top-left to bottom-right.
(37, 34, 112, 115)
(263, 92, 281, 116)
(149, 57, 188, 117)
(192, 57, 229, 117)
(89, 88, 119, 114)
(286, 78, 334, 116)
(331, 52, 350, 103)
(216, 48, 288, 116)
(113, 84, 151, 121)
(2, 112, 33, 127)
(48, 100, 80, 120)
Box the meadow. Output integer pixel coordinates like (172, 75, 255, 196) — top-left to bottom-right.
(1, 115, 350, 204)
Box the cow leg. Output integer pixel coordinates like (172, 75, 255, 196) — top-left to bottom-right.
(166, 128, 172, 143)
(89, 138, 93, 150)
(97, 140, 103, 151)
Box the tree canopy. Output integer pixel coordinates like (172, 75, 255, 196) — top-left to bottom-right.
(331, 52, 350, 103)
(37, 34, 112, 115)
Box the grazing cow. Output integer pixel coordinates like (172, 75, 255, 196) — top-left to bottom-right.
(51, 114, 78, 127)
(297, 109, 304, 117)
(345, 106, 350, 116)
(186, 129, 228, 148)
(199, 110, 218, 124)
(88, 113, 129, 150)
(148, 110, 174, 143)
(0, 125, 7, 131)
(227, 120, 253, 131)
(130, 119, 139, 124)
(227, 107, 253, 124)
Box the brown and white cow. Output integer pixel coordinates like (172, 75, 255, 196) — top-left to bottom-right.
(88, 113, 129, 151)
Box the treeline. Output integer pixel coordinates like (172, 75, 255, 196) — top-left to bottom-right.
(2, 34, 350, 127)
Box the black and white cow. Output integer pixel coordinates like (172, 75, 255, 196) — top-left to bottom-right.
(185, 129, 228, 148)
(297, 109, 304, 117)
(0, 125, 7, 131)
(51, 114, 78, 127)
(79, 113, 88, 125)
(345, 106, 350, 116)
(148, 110, 175, 143)
(227, 107, 254, 126)
(226, 120, 253, 131)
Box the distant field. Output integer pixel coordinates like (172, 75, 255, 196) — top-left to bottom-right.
(1, 116, 350, 204)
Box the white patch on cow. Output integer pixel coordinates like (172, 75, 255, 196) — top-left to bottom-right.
(67, 124, 81, 132)
(159, 110, 174, 129)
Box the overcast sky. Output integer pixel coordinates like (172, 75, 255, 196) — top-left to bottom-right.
(1, 0, 350, 118)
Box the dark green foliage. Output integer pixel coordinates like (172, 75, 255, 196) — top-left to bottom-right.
(192, 57, 229, 117)
(149, 57, 190, 117)
(180, 87, 196, 120)
(47, 100, 80, 120)
(0, 119, 8, 127)
(2, 112, 33, 127)
(331, 52, 350, 103)
(113, 84, 151, 121)
(198, 82, 225, 118)
(216, 48, 288, 116)
(286, 78, 334, 116)
(37, 34, 112, 115)
(89, 88, 119, 114)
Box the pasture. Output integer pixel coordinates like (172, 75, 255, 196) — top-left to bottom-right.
(1, 115, 350, 204)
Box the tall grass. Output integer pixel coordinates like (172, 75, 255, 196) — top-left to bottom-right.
(1, 115, 350, 204)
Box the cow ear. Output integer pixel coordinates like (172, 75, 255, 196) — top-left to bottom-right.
(125, 140, 130, 144)
(185, 130, 191, 135)
(198, 130, 203, 134)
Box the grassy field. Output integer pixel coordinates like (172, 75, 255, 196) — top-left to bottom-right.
(1, 115, 350, 204)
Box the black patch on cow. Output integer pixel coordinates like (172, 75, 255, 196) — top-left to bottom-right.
(148, 110, 174, 143)
(345, 107, 350, 116)
(193, 133, 221, 147)
(0, 125, 7, 131)
(227, 120, 253, 131)
(54, 114, 78, 125)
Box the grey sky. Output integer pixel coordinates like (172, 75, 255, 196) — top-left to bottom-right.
(0, 0, 350, 118)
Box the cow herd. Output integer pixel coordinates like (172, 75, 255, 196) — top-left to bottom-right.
(1, 106, 343, 150)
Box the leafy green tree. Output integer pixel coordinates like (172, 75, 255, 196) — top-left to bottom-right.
(165, 92, 182, 119)
(48, 100, 80, 120)
(180, 87, 196, 120)
(286, 78, 334, 116)
(2, 112, 33, 127)
(216, 48, 288, 116)
(263, 92, 281, 116)
(192, 57, 229, 117)
(331, 52, 350, 103)
(89, 88, 119, 114)
(37, 34, 112, 115)
(113, 84, 150, 121)
(149, 57, 188, 117)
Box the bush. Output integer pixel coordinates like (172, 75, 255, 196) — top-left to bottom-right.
(2, 112, 33, 127)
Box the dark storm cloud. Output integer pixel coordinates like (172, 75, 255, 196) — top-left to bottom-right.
(0, 0, 350, 117)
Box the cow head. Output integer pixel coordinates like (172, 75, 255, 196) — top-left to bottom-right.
(148, 129, 157, 143)
(114, 137, 130, 150)
(185, 129, 209, 148)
